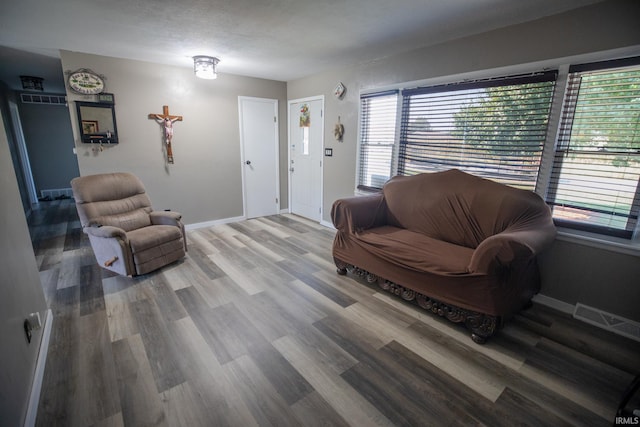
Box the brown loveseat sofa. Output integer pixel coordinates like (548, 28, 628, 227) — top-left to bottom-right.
(331, 169, 556, 343)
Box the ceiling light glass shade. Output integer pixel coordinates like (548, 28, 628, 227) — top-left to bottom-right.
(193, 56, 219, 79)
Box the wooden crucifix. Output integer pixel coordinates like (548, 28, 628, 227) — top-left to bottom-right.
(148, 105, 183, 164)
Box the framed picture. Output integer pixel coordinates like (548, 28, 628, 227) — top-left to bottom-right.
(82, 120, 99, 134)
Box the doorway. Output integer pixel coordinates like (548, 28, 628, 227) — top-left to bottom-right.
(9, 101, 38, 206)
(288, 97, 324, 222)
(239, 97, 280, 219)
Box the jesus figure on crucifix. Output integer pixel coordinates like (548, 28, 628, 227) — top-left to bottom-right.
(148, 105, 183, 164)
(155, 116, 179, 144)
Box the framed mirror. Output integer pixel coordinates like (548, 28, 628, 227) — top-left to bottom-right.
(75, 101, 118, 144)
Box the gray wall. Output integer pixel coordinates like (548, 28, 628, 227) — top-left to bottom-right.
(287, 0, 640, 321)
(60, 51, 288, 224)
(0, 97, 49, 425)
(19, 99, 79, 194)
(539, 241, 640, 320)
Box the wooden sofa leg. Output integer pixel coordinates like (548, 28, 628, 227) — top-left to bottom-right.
(334, 257, 348, 276)
(466, 314, 499, 345)
(471, 333, 489, 344)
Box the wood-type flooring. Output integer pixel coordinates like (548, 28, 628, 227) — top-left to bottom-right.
(30, 199, 640, 426)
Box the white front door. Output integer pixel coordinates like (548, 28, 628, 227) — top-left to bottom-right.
(289, 97, 323, 222)
(239, 97, 279, 219)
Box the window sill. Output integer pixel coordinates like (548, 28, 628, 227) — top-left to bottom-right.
(555, 228, 640, 257)
(354, 187, 382, 196)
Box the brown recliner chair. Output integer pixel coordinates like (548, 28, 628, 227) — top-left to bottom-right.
(71, 172, 186, 276)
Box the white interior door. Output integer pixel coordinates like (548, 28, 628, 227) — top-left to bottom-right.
(289, 98, 323, 221)
(239, 97, 279, 219)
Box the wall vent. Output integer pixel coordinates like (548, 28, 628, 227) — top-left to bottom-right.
(40, 188, 73, 200)
(20, 93, 67, 105)
(574, 303, 640, 342)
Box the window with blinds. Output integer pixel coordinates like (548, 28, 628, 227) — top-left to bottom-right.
(357, 91, 398, 190)
(546, 57, 640, 238)
(398, 72, 557, 190)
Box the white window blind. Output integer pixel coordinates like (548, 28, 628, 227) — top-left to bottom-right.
(398, 72, 557, 190)
(357, 91, 398, 190)
(546, 57, 640, 238)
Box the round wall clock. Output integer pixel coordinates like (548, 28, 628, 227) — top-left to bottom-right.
(67, 69, 105, 95)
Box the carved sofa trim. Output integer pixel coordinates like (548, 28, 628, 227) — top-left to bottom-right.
(335, 258, 500, 343)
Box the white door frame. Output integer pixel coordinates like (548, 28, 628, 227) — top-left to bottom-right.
(287, 95, 324, 221)
(9, 101, 38, 206)
(238, 96, 280, 219)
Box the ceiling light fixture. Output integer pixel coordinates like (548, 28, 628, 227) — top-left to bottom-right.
(20, 75, 44, 91)
(193, 56, 220, 80)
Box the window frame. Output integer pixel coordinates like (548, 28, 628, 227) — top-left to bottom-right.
(356, 90, 400, 192)
(355, 55, 640, 245)
(397, 71, 557, 191)
(545, 57, 640, 239)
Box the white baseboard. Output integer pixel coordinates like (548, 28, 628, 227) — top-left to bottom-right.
(279, 208, 290, 214)
(320, 219, 335, 229)
(185, 215, 245, 231)
(25, 309, 52, 427)
(532, 293, 574, 314)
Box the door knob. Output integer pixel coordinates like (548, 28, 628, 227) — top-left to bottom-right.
(246, 160, 251, 165)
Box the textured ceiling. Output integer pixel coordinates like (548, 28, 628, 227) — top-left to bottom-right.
(0, 0, 602, 91)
